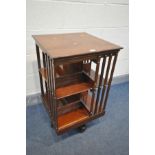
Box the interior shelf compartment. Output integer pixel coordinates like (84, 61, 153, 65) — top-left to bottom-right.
(41, 86, 100, 133)
(57, 94, 81, 116)
(57, 92, 98, 132)
(39, 67, 96, 83)
(40, 68, 106, 88)
(41, 93, 88, 116)
(57, 102, 90, 131)
(55, 71, 94, 99)
(41, 92, 92, 131)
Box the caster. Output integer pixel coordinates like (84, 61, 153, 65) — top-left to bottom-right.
(90, 88, 93, 92)
(51, 122, 54, 128)
(78, 124, 87, 133)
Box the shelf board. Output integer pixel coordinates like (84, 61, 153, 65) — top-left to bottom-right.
(56, 82, 93, 99)
(58, 106, 90, 131)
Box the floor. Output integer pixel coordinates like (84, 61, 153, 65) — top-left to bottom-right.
(26, 82, 129, 155)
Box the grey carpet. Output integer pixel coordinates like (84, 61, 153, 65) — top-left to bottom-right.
(26, 82, 129, 155)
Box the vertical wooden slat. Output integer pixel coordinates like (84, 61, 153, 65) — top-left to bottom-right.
(35, 44, 44, 95)
(90, 57, 100, 114)
(47, 56, 53, 126)
(49, 58, 58, 129)
(102, 53, 118, 112)
(45, 53, 50, 96)
(48, 58, 53, 122)
(88, 60, 91, 75)
(99, 54, 112, 112)
(51, 59, 58, 129)
(94, 56, 106, 114)
(51, 59, 56, 128)
(42, 52, 48, 92)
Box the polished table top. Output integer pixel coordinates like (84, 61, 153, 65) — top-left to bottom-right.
(33, 32, 122, 59)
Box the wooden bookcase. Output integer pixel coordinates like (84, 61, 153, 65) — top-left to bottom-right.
(32, 32, 122, 135)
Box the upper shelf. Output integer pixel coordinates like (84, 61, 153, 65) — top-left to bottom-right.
(56, 82, 93, 99)
(32, 32, 122, 59)
(39, 68, 104, 87)
(39, 68, 94, 99)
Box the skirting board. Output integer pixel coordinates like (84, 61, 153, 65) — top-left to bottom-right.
(26, 74, 129, 106)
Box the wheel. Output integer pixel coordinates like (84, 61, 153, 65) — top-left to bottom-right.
(51, 122, 54, 128)
(78, 124, 87, 133)
(90, 88, 93, 92)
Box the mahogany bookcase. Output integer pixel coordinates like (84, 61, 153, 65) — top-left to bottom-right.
(32, 32, 122, 135)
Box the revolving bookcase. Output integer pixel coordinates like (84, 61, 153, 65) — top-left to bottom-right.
(32, 32, 122, 135)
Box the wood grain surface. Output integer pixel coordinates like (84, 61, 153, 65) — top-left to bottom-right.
(33, 32, 122, 58)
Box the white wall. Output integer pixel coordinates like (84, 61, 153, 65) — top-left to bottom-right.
(26, 0, 129, 95)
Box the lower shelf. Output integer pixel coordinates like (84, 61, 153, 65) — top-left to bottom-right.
(41, 93, 104, 134)
(57, 107, 105, 134)
(58, 106, 90, 131)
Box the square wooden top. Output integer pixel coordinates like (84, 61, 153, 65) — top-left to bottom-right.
(32, 32, 122, 59)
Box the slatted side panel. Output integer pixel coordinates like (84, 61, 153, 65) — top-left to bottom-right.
(101, 53, 118, 112)
(36, 45, 58, 129)
(46, 57, 58, 129)
(91, 52, 118, 115)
